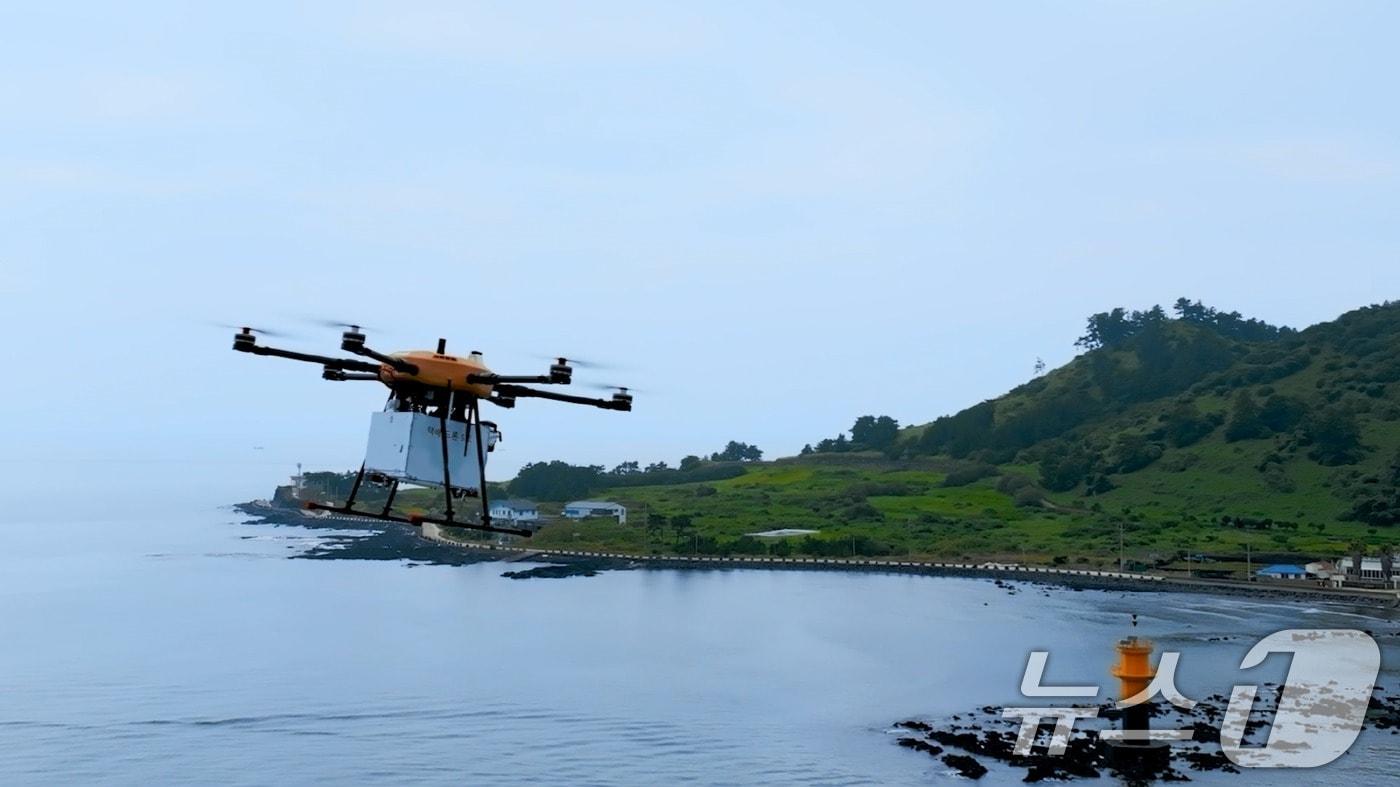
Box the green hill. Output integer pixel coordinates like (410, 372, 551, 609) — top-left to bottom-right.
(528, 299, 1400, 572)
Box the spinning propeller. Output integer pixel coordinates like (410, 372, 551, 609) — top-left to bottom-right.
(211, 322, 296, 339)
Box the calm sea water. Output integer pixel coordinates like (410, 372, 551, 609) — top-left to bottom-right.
(1, 502, 1397, 785)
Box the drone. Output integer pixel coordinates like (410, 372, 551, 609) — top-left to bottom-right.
(231, 324, 631, 536)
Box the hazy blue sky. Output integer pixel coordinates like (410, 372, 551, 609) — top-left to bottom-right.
(3, 2, 1398, 511)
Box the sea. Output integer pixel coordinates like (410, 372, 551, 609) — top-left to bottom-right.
(1, 477, 1397, 784)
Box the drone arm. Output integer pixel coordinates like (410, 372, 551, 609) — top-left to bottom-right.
(492, 383, 629, 411)
(469, 358, 573, 386)
(339, 335, 419, 375)
(350, 345, 417, 375)
(237, 342, 381, 373)
(469, 373, 557, 385)
(323, 370, 382, 381)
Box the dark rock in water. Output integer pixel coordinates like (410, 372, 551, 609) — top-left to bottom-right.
(1369, 692, 1400, 730)
(1023, 761, 1098, 782)
(502, 562, 603, 580)
(1180, 749, 1238, 773)
(1186, 720, 1217, 743)
(238, 508, 491, 566)
(892, 685, 1396, 782)
(896, 737, 943, 756)
(941, 753, 987, 779)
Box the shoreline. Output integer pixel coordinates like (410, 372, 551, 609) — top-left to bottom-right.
(236, 502, 1400, 606)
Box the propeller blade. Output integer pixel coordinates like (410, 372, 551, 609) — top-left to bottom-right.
(583, 383, 646, 394)
(532, 353, 618, 371)
(211, 322, 297, 339)
(309, 318, 378, 333)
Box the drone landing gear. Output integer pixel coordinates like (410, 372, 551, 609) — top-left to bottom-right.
(303, 391, 530, 538)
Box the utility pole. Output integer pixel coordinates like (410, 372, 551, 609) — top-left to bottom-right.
(1246, 542, 1252, 582)
(1118, 521, 1125, 573)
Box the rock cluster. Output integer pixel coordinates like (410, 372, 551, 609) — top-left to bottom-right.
(892, 683, 1396, 781)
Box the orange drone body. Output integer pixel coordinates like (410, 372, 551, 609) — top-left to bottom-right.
(380, 350, 495, 396)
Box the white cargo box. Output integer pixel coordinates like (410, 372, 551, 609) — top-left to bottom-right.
(362, 411, 498, 491)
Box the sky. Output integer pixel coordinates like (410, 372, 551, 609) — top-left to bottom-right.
(2, 1, 1398, 513)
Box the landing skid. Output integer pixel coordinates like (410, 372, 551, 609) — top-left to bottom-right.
(302, 501, 535, 538)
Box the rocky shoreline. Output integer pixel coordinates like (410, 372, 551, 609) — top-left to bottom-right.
(233, 503, 1400, 606)
(890, 689, 1400, 781)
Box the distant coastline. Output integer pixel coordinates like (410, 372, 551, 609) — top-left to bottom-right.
(235, 501, 1400, 607)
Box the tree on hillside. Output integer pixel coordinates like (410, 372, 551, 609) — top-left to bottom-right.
(670, 514, 695, 538)
(1172, 297, 1211, 323)
(1346, 449, 1400, 527)
(610, 460, 640, 475)
(679, 455, 703, 471)
(1039, 442, 1095, 492)
(1259, 394, 1305, 434)
(1304, 406, 1363, 465)
(1079, 299, 1290, 352)
(1172, 298, 1294, 341)
(712, 441, 763, 462)
(298, 471, 361, 500)
(916, 400, 996, 457)
(1075, 307, 1136, 350)
(1107, 432, 1163, 473)
(1224, 391, 1269, 442)
(851, 415, 900, 450)
(1162, 402, 1217, 447)
(508, 461, 603, 501)
(645, 461, 670, 473)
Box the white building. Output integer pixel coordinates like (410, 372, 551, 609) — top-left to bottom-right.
(1336, 554, 1400, 589)
(1304, 560, 1337, 579)
(490, 499, 539, 523)
(562, 500, 627, 524)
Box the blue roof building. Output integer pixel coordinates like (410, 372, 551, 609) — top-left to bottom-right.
(1256, 564, 1308, 580)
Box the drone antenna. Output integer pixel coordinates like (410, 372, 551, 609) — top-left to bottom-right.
(437, 338, 446, 354)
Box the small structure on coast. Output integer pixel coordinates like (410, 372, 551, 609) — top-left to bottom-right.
(1334, 552, 1400, 588)
(745, 528, 819, 538)
(490, 499, 539, 523)
(1256, 563, 1308, 580)
(563, 500, 627, 524)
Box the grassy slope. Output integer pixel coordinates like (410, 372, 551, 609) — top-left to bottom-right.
(503, 305, 1400, 572)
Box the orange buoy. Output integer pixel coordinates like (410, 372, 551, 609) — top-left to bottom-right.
(1111, 635, 1156, 708)
(1106, 633, 1171, 773)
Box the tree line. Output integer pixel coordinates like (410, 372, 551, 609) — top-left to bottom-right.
(1076, 298, 1293, 351)
(505, 440, 764, 501)
(802, 414, 901, 455)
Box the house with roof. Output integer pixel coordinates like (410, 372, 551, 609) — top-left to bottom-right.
(489, 499, 539, 523)
(1256, 564, 1308, 581)
(1335, 553, 1400, 588)
(562, 500, 626, 524)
